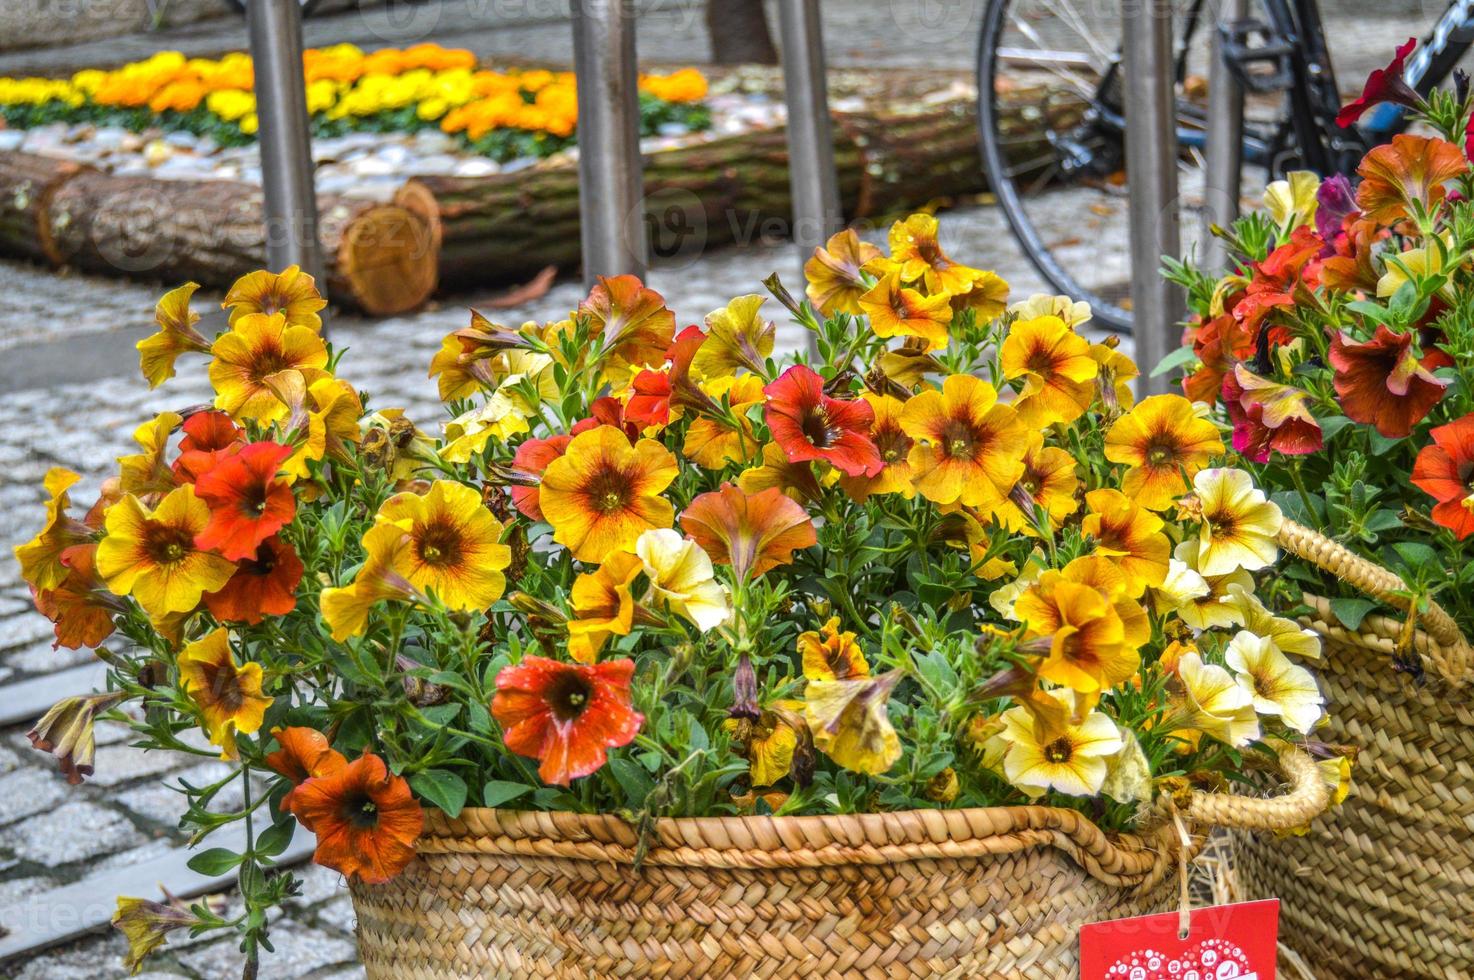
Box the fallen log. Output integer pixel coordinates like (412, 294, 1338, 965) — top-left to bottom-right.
(0, 151, 87, 266)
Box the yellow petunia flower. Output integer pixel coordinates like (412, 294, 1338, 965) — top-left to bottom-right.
(681, 374, 764, 469)
(136, 282, 210, 389)
(1175, 651, 1260, 749)
(993, 432, 1080, 534)
(375, 480, 511, 612)
(634, 528, 731, 632)
(95, 486, 235, 618)
(1262, 170, 1321, 232)
(567, 550, 645, 663)
(177, 628, 273, 759)
(1168, 541, 1253, 631)
(208, 312, 329, 423)
(797, 616, 870, 681)
(440, 393, 531, 463)
(1081, 489, 1171, 597)
(14, 468, 90, 592)
(222, 265, 327, 332)
(999, 315, 1098, 427)
(693, 294, 775, 379)
(319, 523, 422, 642)
(885, 213, 984, 296)
(805, 671, 902, 776)
(901, 374, 1027, 513)
(1224, 583, 1321, 660)
(1225, 631, 1324, 734)
(540, 426, 678, 563)
(837, 393, 916, 502)
(858, 272, 953, 351)
(1008, 293, 1092, 330)
(804, 228, 882, 317)
(1190, 468, 1283, 576)
(1015, 578, 1139, 694)
(1103, 394, 1224, 511)
(117, 412, 183, 498)
(999, 689, 1124, 797)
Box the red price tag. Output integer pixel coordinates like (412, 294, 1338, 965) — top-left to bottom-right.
(1080, 898, 1279, 979)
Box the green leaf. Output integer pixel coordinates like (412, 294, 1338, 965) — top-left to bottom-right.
(1329, 597, 1378, 631)
(482, 780, 533, 808)
(1318, 415, 1352, 442)
(254, 820, 296, 859)
(410, 769, 468, 818)
(186, 847, 243, 877)
(608, 757, 655, 804)
(1149, 345, 1200, 378)
(1391, 541, 1438, 572)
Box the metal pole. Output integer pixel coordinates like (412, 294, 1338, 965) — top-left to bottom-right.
(777, 0, 840, 356)
(246, 0, 326, 291)
(1123, 0, 1182, 396)
(1202, 0, 1246, 274)
(571, 0, 648, 285)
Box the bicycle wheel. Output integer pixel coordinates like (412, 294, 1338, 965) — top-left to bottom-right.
(978, 0, 1259, 332)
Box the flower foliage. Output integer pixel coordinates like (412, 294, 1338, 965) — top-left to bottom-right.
(17, 222, 1334, 974)
(1166, 47, 1474, 644)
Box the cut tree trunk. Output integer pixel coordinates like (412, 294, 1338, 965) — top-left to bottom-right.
(0, 156, 437, 315)
(404, 99, 1000, 292)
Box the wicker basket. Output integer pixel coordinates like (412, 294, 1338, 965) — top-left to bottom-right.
(1232, 520, 1474, 978)
(350, 748, 1325, 979)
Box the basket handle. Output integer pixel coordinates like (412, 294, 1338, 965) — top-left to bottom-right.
(1156, 746, 1328, 834)
(1276, 518, 1471, 676)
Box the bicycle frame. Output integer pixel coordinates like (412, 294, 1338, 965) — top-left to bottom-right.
(1364, 0, 1474, 134)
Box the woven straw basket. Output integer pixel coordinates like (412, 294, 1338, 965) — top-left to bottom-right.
(1232, 520, 1474, 978)
(350, 748, 1325, 979)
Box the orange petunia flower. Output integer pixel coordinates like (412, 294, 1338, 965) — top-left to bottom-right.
(993, 432, 1080, 533)
(172, 411, 243, 484)
(681, 484, 817, 581)
(1411, 414, 1474, 539)
(805, 228, 882, 316)
(491, 656, 644, 786)
(177, 628, 273, 759)
(1355, 133, 1466, 225)
(14, 468, 93, 593)
(289, 753, 424, 884)
(837, 393, 916, 502)
(204, 535, 304, 624)
(33, 545, 119, 650)
(1000, 315, 1098, 426)
(96, 486, 236, 618)
(580, 275, 676, 377)
(1015, 579, 1139, 694)
(764, 365, 883, 478)
(264, 726, 346, 811)
(858, 273, 953, 351)
(900, 374, 1027, 513)
(884, 213, 984, 296)
(693, 295, 777, 380)
(137, 282, 210, 389)
(539, 426, 679, 562)
(209, 312, 330, 423)
(222, 265, 328, 332)
(508, 433, 571, 521)
(798, 617, 870, 681)
(1103, 394, 1225, 511)
(567, 551, 646, 664)
(1328, 325, 1448, 438)
(193, 441, 297, 561)
(1081, 488, 1171, 597)
(376, 480, 511, 612)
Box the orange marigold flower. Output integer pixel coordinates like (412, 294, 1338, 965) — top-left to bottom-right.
(1328, 325, 1448, 438)
(204, 535, 304, 624)
(137, 282, 210, 389)
(567, 550, 646, 664)
(1000, 315, 1098, 427)
(1355, 133, 1466, 225)
(96, 486, 236, 618)
(693, 294, 776, 379)
(1411, 414, 1474, 540)
(509, 433, 571, 521)
(265, 726, 346, 811)
(376, 480, 512, 612)
(858, 272, 953, 351)
(681, 483, 816, 582)
(33, 544, 119, 650)
(804, 228, 882, 317)
(837, 393, 916, 502)
(798, 617, 870, 681)
(885, 213, 984, 296)
(539, 426, 679, 562)
(1103, 394, 1224, 511)
(193, 441, 296, 561)
(178, 628, 273, 759)
(172, 411, 243, 484)
(491, 655, 643, 786)
(580, 274, 676, 376)
(223, 265, 327, 332)
(289, 753, 424, 884)
(1081, 488, 1170, 597)
(209, 312, 330, 423)
(900, 374, 1026, 512)
(763, 365, 882, 477)
(14, 468, 93, 592)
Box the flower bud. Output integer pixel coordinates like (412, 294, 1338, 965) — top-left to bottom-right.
(27, 690, 126, 785)
(730, 652, 759, 721)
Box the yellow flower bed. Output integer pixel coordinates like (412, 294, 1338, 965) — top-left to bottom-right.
(0, 43, 710, 160)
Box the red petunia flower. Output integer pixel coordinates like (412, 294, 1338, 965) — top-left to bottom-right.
(1182, 309, 1255, 405)
(1234, 227, 1323, 334)
(762, 365, 882, 477)
(173, 411, 244, 483)
(509, 434, 572, 521)
(204, 535, 304, 623)
(288, 752, 424, 884)
(1221, 365, 1323, 463)
(491, 655, 643, 787)
(626, 325, 710, 426)
(572, 396, 641, 443)
(1337, 38, 1420, 128)
(1328, 326, 1449, 439)
(1412, 415, 1474, 539)
(193, 441, 297, 561)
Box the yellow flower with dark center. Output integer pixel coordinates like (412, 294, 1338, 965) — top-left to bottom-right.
(681, 374, 764, 469)
(950, 270, 1010, 320)
(805, 671, 902, 776)
(178, 628, 273, 759)
(901, 374, 1027, 513)
(1081, 488, 1171, 597)
(885, 213, 984, 296)
(932, 508, 1020, 581)
(858, 272, 953, 351)
(540, 426, 679, 562)
(804, 228, 882, 316)
(95, 486, 235, 618)
(1168, 540, 1252, 631)
(634, 528, 732, 632)
(319, 523, 422, 642)
(738, 441, 834, 504)
(692, 294, 776, 379)
(1015, 578, 1139, 694)
(376, 480, 511, 612)
(281, 377, 364, 481)
(798, 616, 870, 681)
(14, 468, 90, 592)
(999, 315, 1098, 427)
(118, 412, 183, 498)
(209, 312, 329, 423)
(1225, 631, 1324, 734)
(222, 265, 327, 332)
(567, 550, 645, 663)
(1090, 341, 1139, 415)
(136, 281, 210, 389)
(440, 393, 531, 463)
(1175, 651, 1260, 749)
(1190, 468, 1283, 576)
(1055, 555, 1150, 649)
(999, 689, 1124, 797)
(838, 393, 916, 502)
(1104, 394, 1224, 511)
(994, 432, 1079, 534)
(1225, 583, 1321, 660)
